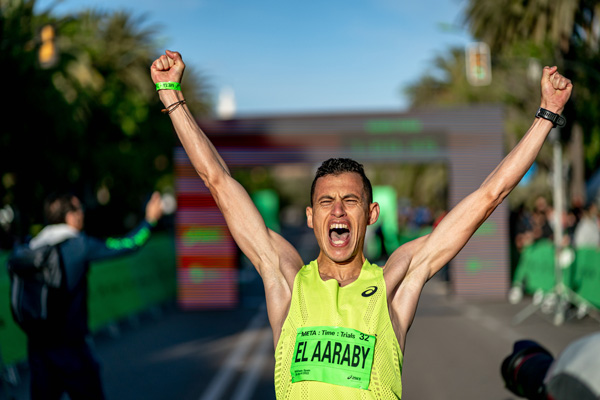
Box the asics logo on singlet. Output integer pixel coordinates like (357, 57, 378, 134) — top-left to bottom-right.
(361, 286, 378, 297)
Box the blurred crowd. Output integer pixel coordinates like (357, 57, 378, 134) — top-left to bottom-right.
(511, 195, 600, 252)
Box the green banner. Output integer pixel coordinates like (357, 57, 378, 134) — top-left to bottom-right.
(291, 326, 376, 390)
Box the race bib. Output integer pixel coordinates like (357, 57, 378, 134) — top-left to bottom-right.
(290, 326, 376, 390)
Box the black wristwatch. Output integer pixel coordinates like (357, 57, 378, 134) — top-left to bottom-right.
(535, 107, 566, 128)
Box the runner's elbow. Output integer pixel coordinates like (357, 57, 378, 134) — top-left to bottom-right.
(199, 164, 229, 190)
(479, 184, 506, 211)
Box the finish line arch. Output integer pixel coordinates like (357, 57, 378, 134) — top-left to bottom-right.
(175, 105, 508, 308)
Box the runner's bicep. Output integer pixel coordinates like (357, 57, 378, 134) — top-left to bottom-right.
(413, 190, 494, 279)
(212, 177, 301, 280)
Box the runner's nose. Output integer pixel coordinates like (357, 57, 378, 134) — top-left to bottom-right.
(331, 200, 345, 217)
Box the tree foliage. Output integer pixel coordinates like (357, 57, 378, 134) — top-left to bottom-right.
(0, 0, 212, 245)
(464, 0, 600, 182)
(404, 0, 600, 205)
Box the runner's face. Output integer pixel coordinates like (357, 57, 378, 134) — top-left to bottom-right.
(307, 172, 378, 263)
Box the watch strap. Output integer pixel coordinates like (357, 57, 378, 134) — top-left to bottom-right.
(535, 107, 566, 128)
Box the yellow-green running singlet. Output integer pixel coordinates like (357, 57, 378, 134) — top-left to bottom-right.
(274, 260, 403, 399)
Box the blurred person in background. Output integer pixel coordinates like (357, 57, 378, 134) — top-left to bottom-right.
(15, 191, 163, 400)
(573, 202, 600, 248)
(513, 196, 554, 253)
(563, 208, 579, 247)
(531, 196, 554, 243)
(151, 50, 571, 399)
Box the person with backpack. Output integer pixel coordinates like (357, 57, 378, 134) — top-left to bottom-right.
(9, 192, 163, 400)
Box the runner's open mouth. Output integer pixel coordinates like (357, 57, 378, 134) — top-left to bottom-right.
(329, 223, 350, 245)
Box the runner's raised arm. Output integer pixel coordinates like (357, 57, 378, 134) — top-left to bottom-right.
(150, 51, 303, 342)
(384, 66, 573, 349)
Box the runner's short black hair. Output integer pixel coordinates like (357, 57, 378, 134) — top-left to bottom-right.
(310, 158, 373, 206)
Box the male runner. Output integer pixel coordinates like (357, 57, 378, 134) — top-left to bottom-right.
(151, 50, 572, 399)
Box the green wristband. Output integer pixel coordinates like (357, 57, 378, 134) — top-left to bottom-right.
(155, 82, 181, 91)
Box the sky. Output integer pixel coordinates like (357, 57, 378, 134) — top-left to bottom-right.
(36, 0, 474, 116)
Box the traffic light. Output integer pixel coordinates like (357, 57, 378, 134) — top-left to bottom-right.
(38, 24, 58, 68)
(466, 42, 491, 86)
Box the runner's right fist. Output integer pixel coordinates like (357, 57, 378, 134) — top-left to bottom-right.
(151, 50, 185, 85)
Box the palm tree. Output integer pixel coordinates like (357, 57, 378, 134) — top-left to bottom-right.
(404, 47, 509, 107)
(464, 0, 600, 203)
(51, 9, 212, 236)
(464, 0, 581, 54)
(0, 0, 77, 238)
(0, 1, 212, 239)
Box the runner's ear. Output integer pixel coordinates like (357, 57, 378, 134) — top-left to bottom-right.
(306, 206, 314, 229)
(368, 202, 380, 226)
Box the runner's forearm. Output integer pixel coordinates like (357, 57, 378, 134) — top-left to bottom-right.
(159, 90, 231, 181)
(480, 116, 553, 203)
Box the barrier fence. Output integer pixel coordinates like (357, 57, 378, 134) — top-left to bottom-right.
(513, 239, 600, 308)
(2, 236, 597, 367)
(0, 233, 176, 368)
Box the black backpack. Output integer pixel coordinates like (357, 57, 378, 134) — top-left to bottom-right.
(7, 242, 67, 333)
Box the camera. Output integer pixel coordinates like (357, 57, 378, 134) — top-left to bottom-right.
(501, 333, 600, 400)
(501, 340, 554, 400)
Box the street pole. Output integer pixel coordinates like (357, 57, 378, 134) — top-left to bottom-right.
(551, 129, 566, 325)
